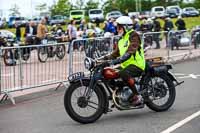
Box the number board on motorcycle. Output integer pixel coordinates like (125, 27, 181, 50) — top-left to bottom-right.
(68, 72, 85, 82)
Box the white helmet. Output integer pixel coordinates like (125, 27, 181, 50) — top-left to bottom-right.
(116, 16, 133, 25)
(116, 16, 133, 32)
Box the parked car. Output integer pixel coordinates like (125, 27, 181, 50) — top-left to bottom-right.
(32, 17, 42, 24)
(151, 6, 166, 18)
(49, 15, 66, 25)
(139, 11, 151, 19)
(88, 9, 104, 23)
(105, 11, 122, 20)
(69, 10, 85, 23)
(166, 6, 182, 16)
(128, 12, 140, 18)
(182, 7, 199, 17)
(166, 9, 179, 18)
(8, 16, 27, 28)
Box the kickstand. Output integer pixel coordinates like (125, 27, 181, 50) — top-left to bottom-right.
(0, 92, 15, 105)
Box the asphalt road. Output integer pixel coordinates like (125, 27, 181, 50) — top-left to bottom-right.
(0, 58, 200, 133)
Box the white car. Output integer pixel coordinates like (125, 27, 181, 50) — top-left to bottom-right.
(89, 9, 104, 23)
(151, 6, 166, 18)
(128, 12, 140, 18)
(182, 7, 199, 17)
(105, 11, 122, 20)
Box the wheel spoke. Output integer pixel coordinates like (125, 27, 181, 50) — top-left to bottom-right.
(87, 104, 98, 110)
(88, 100, 98, 106)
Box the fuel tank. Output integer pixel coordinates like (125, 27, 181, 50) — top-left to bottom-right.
(103, 67, 119, 80)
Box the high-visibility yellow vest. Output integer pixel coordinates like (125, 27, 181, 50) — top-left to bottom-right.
(118, 29, 145, 70)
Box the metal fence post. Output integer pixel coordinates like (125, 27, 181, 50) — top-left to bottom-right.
(68, 40, 73, 76)
(18, 46, 23, 89)
(0, 48, 2, 95)
(167, 31, 171, 61)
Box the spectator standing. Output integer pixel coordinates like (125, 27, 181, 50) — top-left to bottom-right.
(152, 17, 161, 49)
(25, 21, 37, 37)
(24, 21, 37, 45)
(67, 19, 77, 53)
(15, 22, 21, 42)
(164, 17, 174, 47)
(175, 16, 186, 31)
(133, 18, 140, 31)
(36, 19, 48, 44)
(147, 18, 153, 32)
(105, 18, 117, 35)
(140, 19, 149, 33)
(79, 19, 88, 31)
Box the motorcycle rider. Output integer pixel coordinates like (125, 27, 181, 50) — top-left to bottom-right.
(98, 16, 146, 106)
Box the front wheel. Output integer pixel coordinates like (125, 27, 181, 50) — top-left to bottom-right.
(38, 47, 48, 63)
(56, 44, 65, 60)
(64, 80, 106, 124)
(142, 74, 176, 112)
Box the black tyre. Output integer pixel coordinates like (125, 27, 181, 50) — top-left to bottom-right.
(3, 50, 16, 66)
(56, 44, 65, 60)
(143, 74, 176, 112)
(64, 80, 106, 124)
(21, 48, 30, 61)
(38, 47, 48, 63)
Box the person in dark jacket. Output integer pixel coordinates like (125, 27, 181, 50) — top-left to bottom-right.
(24, 21, 37, 45)
(164, 17, 174, 47)
(24, 21, 37, 37)
(175, 16, 186, 31)
(152, 17, 161, 49)
(15, 22, 21, 42)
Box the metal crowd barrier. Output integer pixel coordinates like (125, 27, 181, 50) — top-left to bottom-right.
(0, 42, 69, 104)
(167, 30, 193, 62)
(68, 37, 113, 75)
(142, 31, 168, 59)
(1, 29, 200, 104)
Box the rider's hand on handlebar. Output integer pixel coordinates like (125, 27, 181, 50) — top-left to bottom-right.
(95, 59, 111, 67)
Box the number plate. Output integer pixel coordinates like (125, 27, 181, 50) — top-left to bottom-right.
(68, 72, 85, 82)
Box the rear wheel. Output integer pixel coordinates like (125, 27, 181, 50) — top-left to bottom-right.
(64, 80, 106, 124)
(142, 74, 176, 112)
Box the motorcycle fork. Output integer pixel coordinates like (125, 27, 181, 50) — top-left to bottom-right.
(85, 78, 96, 100)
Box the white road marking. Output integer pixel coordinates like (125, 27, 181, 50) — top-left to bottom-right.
(177, 74, 200, 79)
(174, 73, 185, 76)
(160, 110, 200, 133)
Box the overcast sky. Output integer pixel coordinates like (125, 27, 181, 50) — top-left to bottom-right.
(0, 0, 59, 17)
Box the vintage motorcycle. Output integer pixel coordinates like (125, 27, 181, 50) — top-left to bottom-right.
(64, 57, 183, 124)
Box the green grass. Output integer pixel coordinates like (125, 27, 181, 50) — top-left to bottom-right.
(158, 16, 200, 30)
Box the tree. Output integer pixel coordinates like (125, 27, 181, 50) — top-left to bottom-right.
(35, 3, 47, 14)
(85, 0, 100, 11)
(50, 0, 71, 16)
(9, 4, 20, 16)
(194, 0, 200, 9)
(75, 0, 84, 9)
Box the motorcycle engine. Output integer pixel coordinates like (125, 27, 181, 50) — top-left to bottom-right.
(116, 86, 133, 106)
